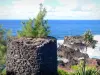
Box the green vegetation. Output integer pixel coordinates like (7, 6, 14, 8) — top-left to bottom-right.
(0, 25, 11, 75)
(82, 30, 97, 75)
(83, 30, 96, 49)
(58, 61, 100, 75)
(0, 25, 6, 65)
(58, 68, 100, 75)
(0, 25, 6, 75)
(17, 4, 50, 38)
(0, 68, 6, 75)
(71, 68, 100, 75)
(83, 30, 93, 44)
(58, 69, 69, 75)
(71, 60, 100, 75)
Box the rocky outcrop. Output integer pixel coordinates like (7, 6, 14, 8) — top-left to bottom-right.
(6, 37, 57, 75)
(63, 36, 86, 51)
(58, 45, 89, 66)
(96, 59, 100, 66)
(57, 36, 89, 67)
(64, 36, 84, 44)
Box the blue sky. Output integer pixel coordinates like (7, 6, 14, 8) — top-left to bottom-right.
(0, 0, 100, 20)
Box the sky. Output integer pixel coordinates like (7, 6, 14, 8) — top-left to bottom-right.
(0, 0, 100, 20)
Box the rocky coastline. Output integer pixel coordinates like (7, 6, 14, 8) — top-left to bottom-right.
(57, 36, 100, 69)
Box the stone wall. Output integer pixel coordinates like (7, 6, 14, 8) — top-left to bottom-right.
(6, 37, 57, 75)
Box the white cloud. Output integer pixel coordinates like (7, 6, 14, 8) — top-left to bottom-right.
(45, 0, 100, 20)
(0, 0, 43, 19)
(0, 0, 100, 20)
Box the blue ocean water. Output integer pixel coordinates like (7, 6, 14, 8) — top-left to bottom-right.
(0, 20, 100, 39)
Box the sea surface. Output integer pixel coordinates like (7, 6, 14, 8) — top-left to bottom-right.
(0, 20, 100, 39)
(1, 20, 100, 59)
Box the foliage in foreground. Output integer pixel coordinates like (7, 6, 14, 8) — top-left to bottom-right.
(71, 68, 100, 75)
(71, 60, 100, 75)
(0, 25, 6, 75)
(0, 25, 6, 65)
(0, 68, 6, 75)
(58, 67, 100, 75)
(0, 25, 11, 75)
(58, 69, 69, 75)
(58, 60, 100, 75)
(17, 4, 50, 38)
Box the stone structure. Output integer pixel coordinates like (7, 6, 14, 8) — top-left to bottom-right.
(6, 37, 57, 75)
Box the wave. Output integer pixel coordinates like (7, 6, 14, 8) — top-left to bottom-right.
(57, 35, 100, 59)
(57, 40, 64, 47)
(87, 35, 100, 59)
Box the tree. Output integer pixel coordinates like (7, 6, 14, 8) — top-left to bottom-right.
(17, 4, 50, 38)
(0, 25, 6, 65)
(83, 30, 94, 50)
(0, 25, 11, 74)
(82, 30, 96, 75)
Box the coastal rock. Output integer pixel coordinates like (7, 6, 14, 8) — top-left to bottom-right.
(96, 59, 100, 66)
(63, 36, 86, 51)
(87, 58, 100, 70)
(58, 45, 89, 65)
(57, 36, 89, 67)
(6, 37, 57, 75)
(64, 36, 84, 44)
(63, 36, 97, 50)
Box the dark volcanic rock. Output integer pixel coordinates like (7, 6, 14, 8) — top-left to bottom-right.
(6, 37, 57, 75)
(57, 36, 89, 67)
(96, 59, 100, 66)
(64, 36, 84, 44)
(58, 45, 89, 66)
(63, 36, 86, 50)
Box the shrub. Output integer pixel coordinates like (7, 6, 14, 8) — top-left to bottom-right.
(0, 25, 6, 65)
(0, 68, 6, 75)
(17, 4, 50, 38)
(0, 25, 11, 74)
(0, 25, 6, 74)
(58, 69, 69, 75)
(71, 60, 100, 75)
(71, 68, 100, 75)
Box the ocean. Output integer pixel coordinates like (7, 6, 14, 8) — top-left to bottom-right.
(0, 20, 100, 39)
(0, 20, 100, 59)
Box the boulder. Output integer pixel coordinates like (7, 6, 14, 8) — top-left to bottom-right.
(57, 36, 89, 67)
(58, 45, 89, 66)
(96, 59, 100, 66)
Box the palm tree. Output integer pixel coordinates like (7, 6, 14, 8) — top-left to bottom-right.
(82, 30, 96, 75)
(83, 30, 94, 51)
